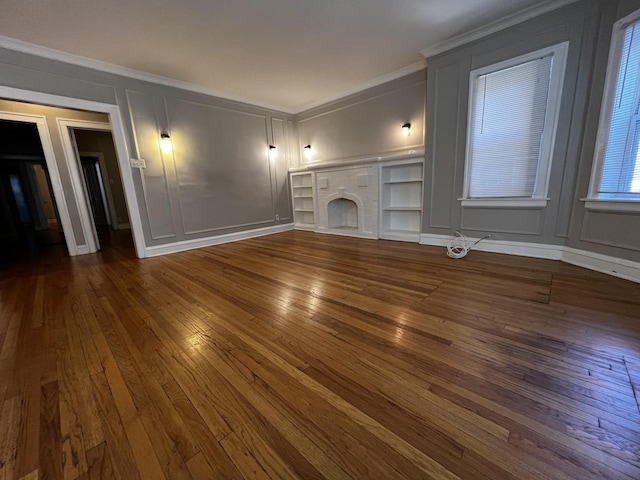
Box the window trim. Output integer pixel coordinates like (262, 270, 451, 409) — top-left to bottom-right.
(585, 8, 640, 210)
(461, 42, 569, 208)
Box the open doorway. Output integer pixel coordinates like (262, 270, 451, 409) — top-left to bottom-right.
(0, 119, 65, 261)
(0, 86, 146, 259)
(69, 126, 132, 253)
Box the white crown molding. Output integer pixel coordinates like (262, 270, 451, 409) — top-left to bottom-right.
(420, 0, 580, 59)
(289, 150, 425, 173)
(295, 61, 426, 114)
(420, 233, 640, 284)
(0, 35, 295, 114)
(145, 223, 294, 257)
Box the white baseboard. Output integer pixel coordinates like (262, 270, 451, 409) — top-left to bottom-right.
(562, 247, 640, 284)
(420, 233, 640, 284)
(419, 233, 563, 259)
(145, 223, 294, 257)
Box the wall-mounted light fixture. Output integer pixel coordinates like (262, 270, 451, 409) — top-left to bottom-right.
(269, 145, 277, 150)
(304, 144, 312, 157)
(160, 132, 172, 153)
(402, 123, 411, 137)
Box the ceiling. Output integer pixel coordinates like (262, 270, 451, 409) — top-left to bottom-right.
(0, 0, 572, 113)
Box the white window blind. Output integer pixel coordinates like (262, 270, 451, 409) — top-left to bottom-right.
(467, 55, 553, 198)
(598, 20, 640, 197)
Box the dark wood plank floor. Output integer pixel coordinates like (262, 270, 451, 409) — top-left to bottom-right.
(1, 230, 640, 480)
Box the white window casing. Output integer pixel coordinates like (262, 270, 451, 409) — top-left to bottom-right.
(585, 9, 640, 213)
(461, 42, 569, 208)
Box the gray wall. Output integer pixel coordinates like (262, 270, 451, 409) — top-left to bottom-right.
(424, 0, 640, 262)
(296, 70, 426, 166)
(0, 47, 294, 250)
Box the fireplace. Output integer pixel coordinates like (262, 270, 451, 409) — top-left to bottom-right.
(328, 198, 358, 230)
(315, 164, 378, 239)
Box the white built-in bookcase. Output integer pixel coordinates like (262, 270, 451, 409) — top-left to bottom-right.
(290, 171, 315, 229)
(379, 158, 424, 242)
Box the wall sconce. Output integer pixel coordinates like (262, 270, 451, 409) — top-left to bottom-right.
(160, 132, 172, 153)
(269, 145, 277, 157)
(304, 144, 312, 157)
(402, 123, 411, 137)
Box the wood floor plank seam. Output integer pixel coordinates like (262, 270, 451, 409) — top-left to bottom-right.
(1, 230, 640, 479)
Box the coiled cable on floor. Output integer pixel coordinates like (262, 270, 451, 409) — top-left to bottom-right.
(447, 231, 491, 259)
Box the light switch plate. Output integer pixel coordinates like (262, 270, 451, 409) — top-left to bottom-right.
(130, 158, 146, 169)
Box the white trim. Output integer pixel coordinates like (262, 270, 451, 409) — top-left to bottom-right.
(420, 0, 579, 59)
(419, 233, 640, 284)
(145, 223, 294, 257)
(0, 85, 147, 258)
(290, 150, 425, 173)
(380, 231, 421, 243)
(462, 42, 568, 203)
(0, 35, 293, 115)
(419, 233, 563, 259)
(460, 198, 550, 209)
(57, 120, 110, 254)
(0, 111, 83, 255)
(587, 8, 640, 201)
(295, 62, 426, 113)
(562, 247, 640, 284)
(582, 199, 640, 213)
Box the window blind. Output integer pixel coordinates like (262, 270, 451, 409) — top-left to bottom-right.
(468, 55, 553, 198)
(599, 21, 640, 196)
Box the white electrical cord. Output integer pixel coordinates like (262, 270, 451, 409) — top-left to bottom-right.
(446, 231, 491, 259)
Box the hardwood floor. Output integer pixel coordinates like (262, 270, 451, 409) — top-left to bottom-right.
(1, 230, 640, 479)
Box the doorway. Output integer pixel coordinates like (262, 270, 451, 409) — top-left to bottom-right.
(0, 85, 146, 258)
(59, 121, 133, 254)
(0, 119, 64, 260)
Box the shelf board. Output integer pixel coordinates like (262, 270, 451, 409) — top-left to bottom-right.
(383, 206, 422, 211)
(383, 179, 423, 185)
(293, 185, 313, 189)
(294, 223, 315, 231)
(380, 230, 421, 243)
(293, 195, 313, 199)
(295, 209, 314, 213)
(384, 228, 421, 234)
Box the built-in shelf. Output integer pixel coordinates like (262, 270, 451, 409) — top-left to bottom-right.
(383, 179, 423, 185)
(379, 158, 424, 242)
(290, 172, 315, 229)
(383, 206, 422, 211)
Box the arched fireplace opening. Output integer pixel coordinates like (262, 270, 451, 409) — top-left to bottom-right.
(328, 198, 358, 230)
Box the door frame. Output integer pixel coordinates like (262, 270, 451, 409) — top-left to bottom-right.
(58, 119, 121, 253)
(79, 151, 123, 229)
(0, 86, 146, 258)
(0, 111, 81, 253)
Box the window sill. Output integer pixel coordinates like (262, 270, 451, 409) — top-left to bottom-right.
(582, 198, 640, 213)
(459, 198, 549, 209)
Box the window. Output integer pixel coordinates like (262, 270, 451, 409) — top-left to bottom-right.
(587, 11, 640, 212)
(462, 43, 568, 208)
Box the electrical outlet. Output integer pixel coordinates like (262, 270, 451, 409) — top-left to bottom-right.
(275, 214, 280, 221)
(130, 158, 146, 168)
